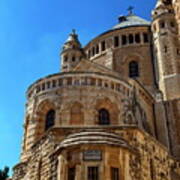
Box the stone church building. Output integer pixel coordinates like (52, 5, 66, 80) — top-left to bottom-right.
(13, 0, 180, 179)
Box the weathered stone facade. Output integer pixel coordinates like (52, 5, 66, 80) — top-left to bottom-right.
(13, 0, 180, 179)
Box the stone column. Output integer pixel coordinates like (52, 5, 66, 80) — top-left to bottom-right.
(57, 154, 67, 180)
(75, 165, 81, 180)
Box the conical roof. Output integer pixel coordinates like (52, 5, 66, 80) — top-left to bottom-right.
(62, 30, 82, 51)
(65, 29, 81, 45)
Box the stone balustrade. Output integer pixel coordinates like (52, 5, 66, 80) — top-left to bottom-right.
(27, 72, 133, 99)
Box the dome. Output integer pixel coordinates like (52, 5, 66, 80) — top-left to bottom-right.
(112, 14, 150, 30)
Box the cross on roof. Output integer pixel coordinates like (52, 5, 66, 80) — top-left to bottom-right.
(72, 29, 76, 35)
(127, 6, 134, 15)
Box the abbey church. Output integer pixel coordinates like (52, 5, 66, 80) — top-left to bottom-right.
(13, 0, 180, 179)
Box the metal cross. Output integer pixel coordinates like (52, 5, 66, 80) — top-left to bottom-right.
(72, 29, 76, 34)
(127, 6, 134, 15)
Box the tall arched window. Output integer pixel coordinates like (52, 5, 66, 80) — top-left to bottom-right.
(129, 61, 139, 78)
(45, 109, 55, 131)
(99, 108, 110, 125)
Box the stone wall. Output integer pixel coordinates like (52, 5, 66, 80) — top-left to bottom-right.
(13, 127, 180, 180)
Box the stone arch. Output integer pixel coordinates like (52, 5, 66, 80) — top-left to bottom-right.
(70, 102, 84, 125)
(35, 99, 56, 138)
(95, 98, 119, 125)
(122, 53, 143, 64)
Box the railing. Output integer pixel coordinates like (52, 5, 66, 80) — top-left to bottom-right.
(27, 72, 133, 99)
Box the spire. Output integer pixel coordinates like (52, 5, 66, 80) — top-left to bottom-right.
(60, 30, 85, 72)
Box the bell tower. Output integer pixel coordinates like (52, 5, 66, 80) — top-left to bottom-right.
(61, 30, 85, 72)
(152, 0, 180, 100)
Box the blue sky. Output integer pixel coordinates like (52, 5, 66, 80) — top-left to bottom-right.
(0, 0, 156, 175)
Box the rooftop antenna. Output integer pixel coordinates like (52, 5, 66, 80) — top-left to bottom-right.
(127, 6, 134, 15)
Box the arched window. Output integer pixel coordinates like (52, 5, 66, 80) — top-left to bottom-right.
(129, 61, 139, 78)
(99, 108, 110, 125)
(45, 110, 55, 131)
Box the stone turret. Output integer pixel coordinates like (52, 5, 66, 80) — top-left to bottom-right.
(152, 0, 180, 100)
(61, 30, 85, 72)
(172, 0, 180, 37)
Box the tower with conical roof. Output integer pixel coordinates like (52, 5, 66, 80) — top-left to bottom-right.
(61, 30, 85, 72)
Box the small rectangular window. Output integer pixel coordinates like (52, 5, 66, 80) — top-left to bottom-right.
(88, 50, 91, 58)
(135, 34, 140, 43)
(90, 78, 96, 86)
(47, 81, 51, 88)
(58, 79, 63, 86)
(88, 166, 99, 180)
(114, 36, 119, 47)
(177, 48, 180, 55)
(72, 56, 76, 62)
(111, 167, 119, 180)
(143, 33, 149, 43)
(164, 46, 168, 53)
(101, 41, 106, 51)
(52, 80, 56, 87)
(160, 21, 165, 28)
(170, 21, 175, 28)
(64, 55, 68, 62)
(36, 86, 41, 93)
(98, 79, 102, 86)
(122, 35, 127, 45)
(67, 78, 72, 85)
(111, 83, 115, 89)
(129, 34, 134, 44)
(42, 83, 45, 90)
(68, 167, 76, 180)
(92, 47, 95, 56)
(96, 45, 99, 54)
